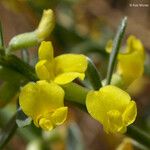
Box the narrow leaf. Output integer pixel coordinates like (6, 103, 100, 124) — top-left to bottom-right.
(85, 58, 102, 90)
(0, 81, 19, 107)
(0, 54, 38, 81)
(106, 17, 127, 85)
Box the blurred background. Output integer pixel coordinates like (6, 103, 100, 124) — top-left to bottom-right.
(0, 0, 150, 150)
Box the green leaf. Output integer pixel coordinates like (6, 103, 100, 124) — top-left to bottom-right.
(0, 55, 38, 81)
(16, 108, 32, 128)
(0, 81, 19, 107)
(106, 17, 127, 85)
(85, 58, 102, 90)
(0, 65, 27, 82)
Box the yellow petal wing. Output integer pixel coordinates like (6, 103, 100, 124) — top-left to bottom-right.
(54, 72, 85, 85)
(54, 54, 87, 84)
(122, 101, 137, 126)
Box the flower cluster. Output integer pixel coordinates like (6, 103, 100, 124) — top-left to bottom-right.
(19, 41, 88, 131)
(19, 10, 141, 134)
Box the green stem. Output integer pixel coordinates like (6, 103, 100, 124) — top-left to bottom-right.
(0, 114, 17, 149)
(62, 83, 88, 105)
(106, 17, 127, 85)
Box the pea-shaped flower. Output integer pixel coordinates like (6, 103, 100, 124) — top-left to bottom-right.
(106, 36, 145, 87)
(36, 41, 88, 85)
(117, 36, 145, 86)
(19, 80, 68, 131)
(86, 85, 137, 134)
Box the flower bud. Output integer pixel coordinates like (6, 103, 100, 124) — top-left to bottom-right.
(8, 9, 55, 51)
(35, 9, 55, 41)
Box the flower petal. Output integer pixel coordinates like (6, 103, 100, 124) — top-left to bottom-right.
(117, 52, 144, 85)
(117, 36, 145, 86)
(127, 35, 145, 56)
(51, 107, 68, 125)
(35, 60, 55, 81)
(54, 54, 87, 75)
(86, 90, 105, 123)
(36, 9, 54, 41)
(122, 101, 137, 126)
(98, 85, 131, 112)
(35, 60, 50, 80)
(54, 72, 85, 85)
(19, 80, 65, 120)
(107, 110, 123, 133)
(39, 118, 53, 131)
(38, 41, 54, 60)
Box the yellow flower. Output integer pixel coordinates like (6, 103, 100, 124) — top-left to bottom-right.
(19, 80, 68, 131)
(117, 36, 145, 86)
(35, 41, 88, 85)
(86, 85, 137, 134)
(105, 36, 145, 87)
